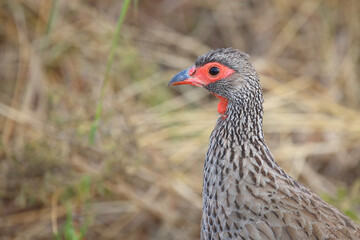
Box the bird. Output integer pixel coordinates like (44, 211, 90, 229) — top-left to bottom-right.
(168, 48, 360, 240)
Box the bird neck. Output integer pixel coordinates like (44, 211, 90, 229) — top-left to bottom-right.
(204, 97, 280, 176)
(215, 98, 266, 148)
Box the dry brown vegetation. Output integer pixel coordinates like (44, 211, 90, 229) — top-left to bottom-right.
(1, 0, 360, 239)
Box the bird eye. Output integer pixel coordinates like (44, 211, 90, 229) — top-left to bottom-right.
(209, 67, 220, 76)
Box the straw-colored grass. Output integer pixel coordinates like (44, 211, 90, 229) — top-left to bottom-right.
(0, 0, 359, 239)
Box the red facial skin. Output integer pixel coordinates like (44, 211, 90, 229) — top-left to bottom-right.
(170, 62, 234, 116)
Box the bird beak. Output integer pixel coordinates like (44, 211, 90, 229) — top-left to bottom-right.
(168, 65, 203, 87)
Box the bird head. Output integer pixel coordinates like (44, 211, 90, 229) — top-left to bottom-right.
(169, 48, 262, 116)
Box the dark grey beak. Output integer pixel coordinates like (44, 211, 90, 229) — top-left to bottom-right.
(168, 66, 194, 86)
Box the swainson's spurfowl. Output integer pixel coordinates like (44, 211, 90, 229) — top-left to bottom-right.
(168, 48, 360, 240)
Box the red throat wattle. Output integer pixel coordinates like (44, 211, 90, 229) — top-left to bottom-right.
(213, 93, 228, 116)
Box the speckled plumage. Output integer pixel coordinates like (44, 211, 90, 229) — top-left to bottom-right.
(173, 48, 360, 240)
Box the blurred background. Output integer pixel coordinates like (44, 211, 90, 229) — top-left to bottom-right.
(1, 0, 360, 239)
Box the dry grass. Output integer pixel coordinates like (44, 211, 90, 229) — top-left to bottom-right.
(0, 0, 359, 239)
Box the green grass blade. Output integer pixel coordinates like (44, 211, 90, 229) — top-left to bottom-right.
(45, 0, 58, 35)
(89, 0, 132, 144)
